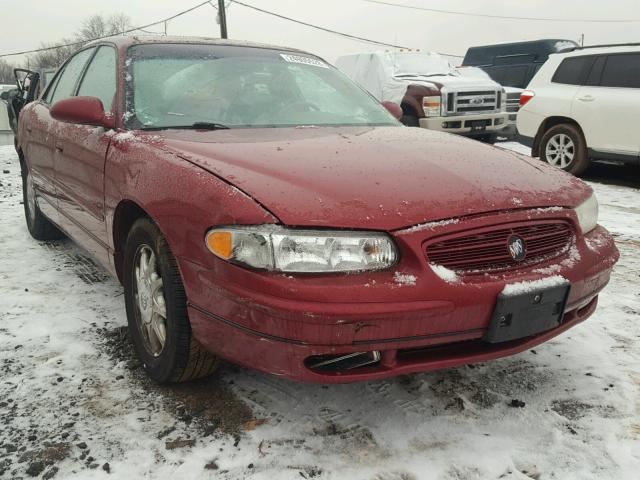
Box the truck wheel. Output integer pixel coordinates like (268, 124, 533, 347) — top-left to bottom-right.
(22, 167, 64, 241)
(123, 218, 219, 383)
(401, 115, 419, 127)
(540, 124, 589, 176)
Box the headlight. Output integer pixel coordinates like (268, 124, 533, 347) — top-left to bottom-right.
(205, 226, 398, 273)
(422, 95, 442, 117)
(574, 194, 599, 234)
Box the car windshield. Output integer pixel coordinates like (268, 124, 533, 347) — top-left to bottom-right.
(124, 44, 398, 129)
(392, 54, 455, 77)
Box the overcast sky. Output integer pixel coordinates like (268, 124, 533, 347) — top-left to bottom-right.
(1, 0, 639, 66)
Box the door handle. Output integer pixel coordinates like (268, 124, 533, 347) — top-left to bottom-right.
(55, 144, 63, 153)
(578, 95, 595, 102)
(26, 127, 32, 133)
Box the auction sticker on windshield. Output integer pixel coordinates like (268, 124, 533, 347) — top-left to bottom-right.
(280, 54, 329, 68)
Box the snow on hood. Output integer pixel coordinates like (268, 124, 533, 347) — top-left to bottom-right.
(145, 126, 592, 231)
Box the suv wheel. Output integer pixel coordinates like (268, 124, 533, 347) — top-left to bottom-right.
(22, 167, 64, 241)
(540, 124, 589, 176)
(123, 218, 219, 383)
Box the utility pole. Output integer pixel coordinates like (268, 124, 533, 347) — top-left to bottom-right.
(218, 0, 228, 39)
(580, 33, 585, 46)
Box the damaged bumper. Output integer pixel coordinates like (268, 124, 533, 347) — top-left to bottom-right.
(181, 210, 619, 383)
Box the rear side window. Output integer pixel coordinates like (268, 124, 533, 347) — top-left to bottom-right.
(584, 55, 607, 86)
(600, 54, 640, 88)
(77, 46, 117, 111)
(551, 56, 594, 85)
(49, 48, 95, 105)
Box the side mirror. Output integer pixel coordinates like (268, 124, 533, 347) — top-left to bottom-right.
(50, 96, 115, 129)
(382, 101, 403, 120)
(0, 91, 9, 101)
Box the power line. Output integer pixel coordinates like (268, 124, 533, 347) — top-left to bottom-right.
(0, 0, 212, 59)
(362, 0, 640, 23)
(229, 0, 409, 49)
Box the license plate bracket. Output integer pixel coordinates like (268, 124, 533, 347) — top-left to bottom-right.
(484, 283, 571, 343)
(467, 119, 488, 131)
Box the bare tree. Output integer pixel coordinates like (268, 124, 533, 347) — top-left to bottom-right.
(27, 13, 132, 71)
(108, 13, 132, 36)
(0, 59, 15, 84)
(29, 39, 78, 70)
(79, 14, 110, 41)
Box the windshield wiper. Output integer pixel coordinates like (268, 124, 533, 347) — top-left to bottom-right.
(141, 122, 231, 131)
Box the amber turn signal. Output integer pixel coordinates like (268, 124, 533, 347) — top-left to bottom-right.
(205, 230, 233, 259)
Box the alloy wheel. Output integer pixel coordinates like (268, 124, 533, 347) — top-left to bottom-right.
(133, 244, 167, 357)
(545, 133, 575, 169)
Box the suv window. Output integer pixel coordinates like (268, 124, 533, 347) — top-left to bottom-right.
(552, 56, 595, 85)
(600, 53, 640, 88)
(77, 46, 117, 111)
(584, 55, 607, 86)
(49, 48, 95, 104)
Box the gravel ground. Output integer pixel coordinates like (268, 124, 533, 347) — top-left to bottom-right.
(0, 143, 639, 479)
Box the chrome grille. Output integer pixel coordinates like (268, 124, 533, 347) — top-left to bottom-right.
(446, 90, 500, 115)
(425, 221, 574, 274)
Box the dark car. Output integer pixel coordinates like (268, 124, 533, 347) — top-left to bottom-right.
(16, 36, 618, 384)
(462, 39, 579, 88)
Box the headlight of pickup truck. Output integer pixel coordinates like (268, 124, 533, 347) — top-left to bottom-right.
(205, 226, 398, 273)
(574, 194, 599, 234)
(422, 96, 442, 117)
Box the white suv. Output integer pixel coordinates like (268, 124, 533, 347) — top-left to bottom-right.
(517, 44, 640, 176)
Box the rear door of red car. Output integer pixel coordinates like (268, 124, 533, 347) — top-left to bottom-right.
(53, 45, 117, 263)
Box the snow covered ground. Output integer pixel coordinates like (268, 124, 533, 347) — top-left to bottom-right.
(0, 143, 639, 479)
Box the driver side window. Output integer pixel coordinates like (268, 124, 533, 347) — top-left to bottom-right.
(48, 48, 95, 105)
(77, 46, 117, 111)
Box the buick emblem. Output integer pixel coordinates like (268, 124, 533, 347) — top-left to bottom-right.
(507, 235, 526, 262)
(471, 97, 484, 105)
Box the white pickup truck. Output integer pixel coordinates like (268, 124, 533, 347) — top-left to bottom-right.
(335, 51, 508, 143)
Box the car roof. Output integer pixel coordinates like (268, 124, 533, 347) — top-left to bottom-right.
(463, 39, 578, 64)
(85, 35, 313, 56)
(556, 43, 640, 58)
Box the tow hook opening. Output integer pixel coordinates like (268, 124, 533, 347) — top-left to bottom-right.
(305, 351, 381, 372)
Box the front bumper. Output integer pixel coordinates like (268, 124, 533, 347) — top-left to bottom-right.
(181, 211, 619, 383)
(419, 112, 509, 135)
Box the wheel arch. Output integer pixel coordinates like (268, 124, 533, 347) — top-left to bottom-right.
(112, 199, 151, 283)
(533, 116, 585, 157)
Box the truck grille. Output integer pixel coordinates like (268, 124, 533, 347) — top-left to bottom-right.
(425, 221, 573, 274)
(446, 90, 500, 115)
(506, 92, 521, 113)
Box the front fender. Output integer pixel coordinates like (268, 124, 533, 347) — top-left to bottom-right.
(104, 134, 278, 270)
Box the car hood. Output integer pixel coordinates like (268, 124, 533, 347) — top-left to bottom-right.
(148, 126, 591, 231)
(392, 74, 500, 90)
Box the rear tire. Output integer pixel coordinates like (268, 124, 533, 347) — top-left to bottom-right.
(123, 218, 219, 383)
(540, 124, 589, 176)
(22, 166, 64, 241)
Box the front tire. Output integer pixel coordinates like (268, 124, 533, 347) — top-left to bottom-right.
(540, 124, 589, 176)
(123, 218, 219, 383)
(22, 167, 64, 241)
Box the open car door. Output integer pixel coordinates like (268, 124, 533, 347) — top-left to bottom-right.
(6, 68, 40, 134)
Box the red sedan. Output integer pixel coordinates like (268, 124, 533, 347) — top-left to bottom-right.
(16, 36, 618, 383)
